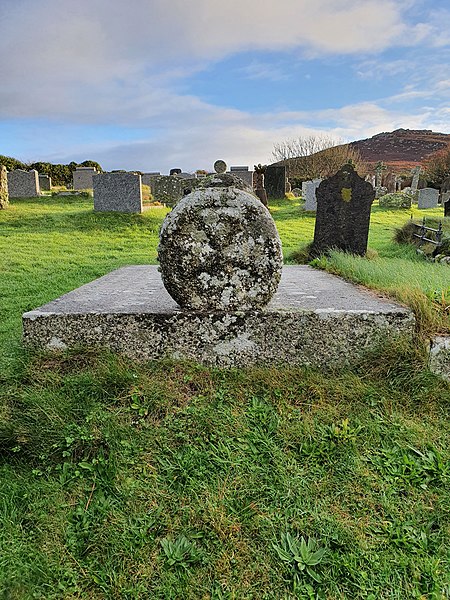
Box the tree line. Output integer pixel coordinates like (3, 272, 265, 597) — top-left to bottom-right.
(0, 156, 103, 187)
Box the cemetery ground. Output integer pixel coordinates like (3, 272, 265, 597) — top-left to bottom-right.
(1, 195, 449, 599)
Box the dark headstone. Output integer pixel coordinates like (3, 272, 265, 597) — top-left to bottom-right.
(265, 165, 286, 199)
(445, 198, 450, 217)
(310, 164, 375, 257)
(170, 168, 182, 176)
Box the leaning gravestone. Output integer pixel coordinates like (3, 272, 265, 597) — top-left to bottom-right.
(0, 165, 9, 209)
(310, 163, 375, 257)
(8, 169, 40, 197)
(93, 172, 143, 213)
(303, 178, 322, 211)
(265, 165, 286, 199)
(158, 172, 283, 311)
(410, 166, 422, 193)
(418, 187, 439, 209)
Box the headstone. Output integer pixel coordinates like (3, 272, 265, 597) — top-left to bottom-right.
(310, 163, 375, 257)
(417, 187, 439, 209)
(158, 172, 282, 311)
(410, 166, 422, 193)
(444, 197, 450, 217)
(151, 175, 201, 207)
(383, 172, 396, 193)
(73, 167, 97, 190)
(229, 166, 253, 187)
(303, 178, 322, 211)
(39, 174, 51, 191)
(441, 191, 450, 206)
(8, 169, 40, 197)
(265, 165, 286, 199)
(141, 172, 160, 186)
(170, 168, 182, 176)
(93, 172, 143, 213)
(253, 164, 268, 207)
(375, 161, 387, 187)
(214, 160, 227, 174)
(0, 165, 9, 209)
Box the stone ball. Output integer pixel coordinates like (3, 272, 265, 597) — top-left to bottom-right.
(158, 186, 283, 311)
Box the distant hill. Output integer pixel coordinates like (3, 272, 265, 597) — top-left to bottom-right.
(349, 128, 450, 173)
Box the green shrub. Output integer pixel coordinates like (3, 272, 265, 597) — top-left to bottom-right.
(379, 192, 412, 209)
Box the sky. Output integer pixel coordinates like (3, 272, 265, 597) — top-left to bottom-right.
(1, 0, 450, 173)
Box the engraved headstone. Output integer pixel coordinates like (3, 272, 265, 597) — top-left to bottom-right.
(73, 166, 97, 190)
(158, 173, 282, 311)
(303, 178, 322, 211)
(214, 160, 227, 174)
(8, 169, 40, 197)
(310, 164, 375, 257)
(265, 165, 286, 199)
(418, 187, 439, 209)
(229, 166, 253, 187)
(93, 172, 143, 213)
(0, 165, 8, 209)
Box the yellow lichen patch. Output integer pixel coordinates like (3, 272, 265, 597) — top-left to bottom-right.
(341, 187, 352, 202)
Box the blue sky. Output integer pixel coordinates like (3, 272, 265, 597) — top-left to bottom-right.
(1, 0, 449, 173)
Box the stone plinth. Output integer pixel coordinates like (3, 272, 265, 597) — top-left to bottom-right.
(418, 188, 439, 209)
(8, 169, 40, 197)
(22, 266, 415, 368)
(93, 172, 143, 213)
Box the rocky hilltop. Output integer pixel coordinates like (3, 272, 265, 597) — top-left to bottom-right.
(350, 129, 450, 172)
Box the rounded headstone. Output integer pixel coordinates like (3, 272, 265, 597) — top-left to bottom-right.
(158, 186, 283, 311)
(214, 159, 227, 174)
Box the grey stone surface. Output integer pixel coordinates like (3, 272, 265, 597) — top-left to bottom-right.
(303, 179, 322, 211)
(73, 167, 97, 190)
(428, 336, 450, 382)
(141, 172, 160, 186)
(265, 165, 286, 199)
(418, 187, 439, 209)
(22, 265, 415, 368)
(38, 174, 51, 191)
(229, 166, 253, 187)
(150, 175, 201, 206)
(93, 172, 143, 213)
(410, 166, 422, 193)
(311, 164, 375, 257)
(8, 169, 40, 198)
(158, 185, 283, 311)
(0, 165, 8, 209)
(214, 160, 227, 174)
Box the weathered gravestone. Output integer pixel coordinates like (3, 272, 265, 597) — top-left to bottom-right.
(8, 169, 40, 197)
(383, 172, 396, 193)
(253, 164, 268, 207)
(265, 165, 286, 199)
(229, 166, 253, 187)
(0, 165, 9, 209)
(93, 172, 143, 213)
(170, 168, 182, 176)
(444, 197, 450, 217)
(410, 166, 422, 193)
(141, 172, 160, 186)
(73, 166, 97, 190)
(151, 175, 200, 207)
(39, 174, 51, 191)
(158, 172, 282, 311)
(303, 179, 322, 211)
(418, 187, 439, 209)
(310, 163, 375, 257)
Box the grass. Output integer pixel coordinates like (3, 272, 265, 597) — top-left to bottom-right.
(0, 194, 449, 598)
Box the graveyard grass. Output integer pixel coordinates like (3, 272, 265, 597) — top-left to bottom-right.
(1, 196, 450, 599)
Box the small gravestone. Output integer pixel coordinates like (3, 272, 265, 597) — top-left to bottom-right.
(8, 169, 40, 197)
(93, 172, 143, 213)
(170, 168, 182, 176)
(39, 174, 51, 191)
(73, 167, 97, 190)
(418, 187, 439, 209)
(265, 165, 286, 199)
(303, 179, 322, 211)
(0, 165, 9, 209)
(214, 160, 227, 174)
(310, 163, 375, 257)
(158, 172, 283, 311)
(229, 166, 253, 187)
